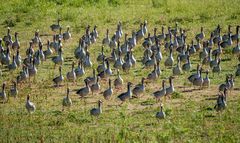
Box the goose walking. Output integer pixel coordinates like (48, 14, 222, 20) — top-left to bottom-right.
(53, 66, 64, 87)
(156, 104, 166, 119)
(103, 79, 113, 100)
(153, 80, 166, 103)
(117, 82, 132, 105)
(132, 78, 145, 98)
(62, 88, 72, 111)
(25, 94, 36, 114)
(90, 100, 103, 117)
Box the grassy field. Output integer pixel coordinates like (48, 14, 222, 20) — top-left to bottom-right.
(0, 0, 240, 142)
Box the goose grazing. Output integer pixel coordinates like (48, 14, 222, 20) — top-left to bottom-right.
(235, 63, 240, 76)
(12, 32, 20, 50)
(76, 79, 90, 98)
(132, 77, 145, 98)
(214, 88, 227, 112)
(90, 76, 101, 95)
(52, 47, 64, 68)
(44, 40, 53, 57)
(164, 46, 174, 67)
(147, 64, 158, 81)
(103, 79, 113, 100)
(166, 77, 175, 97)
(75, 60, 85, 77)
(172, 56, 182, 76)
(195, 27, 205, 41)
(66, 62, 76, 83)
(156, 104, 166, 119)
(63, 26, 71, 41)
(202, 70, 210, 88)
(102, 29, 110, 46)
(62, 88, 72, 111)
(117, 82, 133, 105)
(0, 82, 7, 103)
(10, 81, 18, 98)
(232, 39, 240, 56)
(50, 19, 61, 32)
(153, 80, 166, 103)
(25, 94, 36, 113)
(90, 100, 103, 117)
(114, 69, 123, 89)
(53, 66, 64, 87)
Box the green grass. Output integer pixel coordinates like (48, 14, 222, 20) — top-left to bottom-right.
(0, 0, 240, 142)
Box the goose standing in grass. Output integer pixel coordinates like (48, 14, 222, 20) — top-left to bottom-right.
(235, 63, 240, 76)
(147, 64, 158, 81)
(195, 27, 205, 41)
(172, 56, 182, 76)
(117, 82, 133, 105)
(202, 70, 210, 88)
(232, 39, 240, 56)
(63, 26, 71, 41)
(114, 69, 123, 89)
(214, 88, 227, 112)
(3, 27, 12, 46)
(0, 82, 7, 103)
(228, 74, 234, 92)
(192, 69, 203, 89)
(166, 77, 175, 97)
(16, 66, 29, 84)
(83, 51, 93, 68)
(103, 79, 113, 100)
(25, 94, 36, 114)
(219, 75, 231, 92)
(97, 46, 105, 62)
(188, 64, 201, 83)
(212, 58, 221, 76)
(129, 31, 137, 48)
(10, 81, 18, 98)
(44, 40, 53, 57)
(164, 46, 174, 67)
(182, 55, 191, 72)
(136, 23, 144, 43)
(53, 66, 64, 87)
(66, 62, 76, 84)
(90, 100, 103, 117)
(28, 58, 38, 82)
(62, 88, 72, 111)
(156, 104, 166, 119)
(86, 69, 96, 86)
(90, 76, 101, 96)
(231, 25, 239, 42)
(153, 80, 166, 103)
(15, 49, 22, 67)
(132, 78, 145, 98)
(102, 29, 110, 46)
(8, 55, 17, 71)
(114, 49, 124, 69)
(122, 52, 132, 72)
(32, 30, 41, 46)
(12, 32, 20, 50)
(50, 19, 61, 32)
(75, 60, 85, 77)
(76, 79, 91, 98)
(52, 47, 64, 68)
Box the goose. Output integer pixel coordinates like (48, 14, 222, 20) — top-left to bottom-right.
(28, 58, 37, 78)
(34, 51, 41, 66)
(26, 41, 34, 56)
(117, 82, 133, 105)
(37, 42, 45, 61)
(147, 64, 158, 81)
(195, 27, 205, 41)
(54, 38, 62, 52)
(3, 27, 12, 46)
(108, 48, 117, 63)
(219, 76, 231, 92)
(156, 104, 166, 119)
(142, 33, 152, 48)
(103, 79, 113, 100)
(16, 66, 29, 84)
(114, 69, 123, 89)
(208, 32, 214, 48)
(232, 39, 240, 56)
(143, 20, 148, 35)
(25, 94, 36, 113)
(122, 52, 132, 72)
(0, 38, 4, 52)
(32, 30, 41, 46)
(90, 76, 101, 95)
(102, 29, 110, 46)
(53, 66, 64, 87)
(76, 79, 90, 98)
(97, 46, 105, 62)
(90, 100, 103, 117)
(182, 55, 191, 72)
(142, 48, 152, 64)
(132, 77, 145, 98)
(66, 62, 76, 83)
(192, 69, 203, 89)
(188, 64, 201, 83)
(75, 38, 86, 61)
(154, 41, 163, 62)
(102, 59, 112, 79)
(172, 34, 179, 49)
(109, 34, 117, 49)
(220, 33, 232, 48)
(63, 26, 71, 41)
(231, 25, 239, 42)
(150, 28, 157, 43)
(92, 25, 98, 39)
(12, 32, 20, 50)
(1, 46, 11, 65)
(153, 80, 166, 103)
(235, 63, 240, 76)
(8, 55, 17, 71)
(50, 35, 58, 50)
(136, 23, 144, 42)
(115, 23, 123, 41)
(222, 25, 231, 41)
(62, 87, 72, 110)
(121, 33, 129, 54)
(228, 74, 234, 92)
(202, 70, 210, 88)
(15, 49, 22, 66)
(166, 77, 175, 97)
(114, 45, 124, 69)
(156, 61, 161, 76)
(10, 81, 18, 98)
(129, 50, 136, 67)
(164, 46, 174, 67)
(199, 47, 208, 61)
(213, 27, 222, 44)
(97, 58, 106, 73)
(50, 19, 61, 32)
(83, 51, 93, 68)
(164, 32, 173, 50)
(144, 52, 156, 69)
(210, 52, 219, 68)
(157, 26, 166, 42)
(129, 31, 137, 48)
(86, 69, 96, 86)
(189, 41, 196, 55)
(214, 88, 227, 112)
(44, 40, 53, 57)
(52, 47, 64, 68)
(0, 82, 7, 103)
(172, 56, 182, 76)
(75, 60, 85, 77)
(212, 59, 221, 76)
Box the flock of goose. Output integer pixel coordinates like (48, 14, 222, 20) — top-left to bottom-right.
(0, 19, 239, 120)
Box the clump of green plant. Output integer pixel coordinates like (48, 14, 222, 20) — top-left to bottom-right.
(171, 92, 183, 99)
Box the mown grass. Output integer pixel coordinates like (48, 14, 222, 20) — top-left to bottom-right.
(0, 0, 240, 142)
